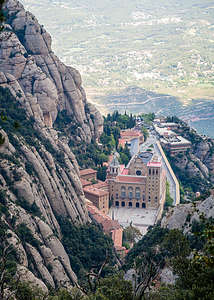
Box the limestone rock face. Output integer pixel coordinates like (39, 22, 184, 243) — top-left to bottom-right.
(17, 265, 49, 293)
(1, 0, 103, 140)
(0, 0, 104, 291)
(172, 137, 214, 188)
(161, 196, 214, 230)
(0, 125, 88, 289)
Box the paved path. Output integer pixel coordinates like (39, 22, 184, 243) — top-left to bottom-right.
(154, 142, 176, 203)
(109, 207, 158, 234)
(155, 141, 180, 205)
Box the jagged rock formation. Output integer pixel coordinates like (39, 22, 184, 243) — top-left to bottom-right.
(0, 89, 86, 290)
(0, 0, 103, 291)
(159, 195, 214, 285)
(173, 141, 214, 184)
(161, 195, 214, 230)
(1, 0, 103, 141)
(167, 124, 214, 192)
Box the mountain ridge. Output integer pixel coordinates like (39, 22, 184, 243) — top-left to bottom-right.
(0, 0, 104, 291)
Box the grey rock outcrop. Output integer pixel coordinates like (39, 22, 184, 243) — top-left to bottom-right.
(0, 125, 87, 289)
(0, 0, 104, 291)
(1, 0, 103, 141)
(172, 138, 214, 189)
(161, 195, 214, 230)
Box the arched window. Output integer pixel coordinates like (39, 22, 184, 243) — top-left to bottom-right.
(148, 196, 151, 201)
(121, 186, 126, 198)
(122, 201, 125, 207)
(128, 187, 133, 199)
(142, 194, 145, 201)
(155, 196, 158, 202)
(135, 187, 140, 199)
(149, 169, 151, 175)
(116, 193, 118, 199)
(156, 169, 158, 175)
(115, 201, 119, 207)
(152, 169, 155, 175)
(142, 203, 146, 208)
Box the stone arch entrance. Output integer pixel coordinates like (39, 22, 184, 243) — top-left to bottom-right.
(122, 201, 125, 207)
(129, 202, 132, 207)
(115, 201, 119, 207)
(142, 203, 146, 208)
(136, 202, 139, 208)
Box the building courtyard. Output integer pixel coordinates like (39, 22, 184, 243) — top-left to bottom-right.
(108, 206, 160, 235)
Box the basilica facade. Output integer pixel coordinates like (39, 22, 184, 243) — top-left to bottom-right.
(107, 151, 166, 209)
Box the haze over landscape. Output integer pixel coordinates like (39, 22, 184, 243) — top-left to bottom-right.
(21, 0, 214, 136)
(1, 1, 214, 298)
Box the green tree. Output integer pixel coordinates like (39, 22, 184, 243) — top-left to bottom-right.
(164, 181, 173, 209)
(48, 288, 83, 300)
(97, 153, 108, 167)
(85, 292, 108, 300)
(96, 274, 133, 300)
(123, 225, 142, 245)
(15, 282, 45, 300)
(161, 229, 190, 258)
(97, 166, 107, 181)
(0, 0, 5, 32)
(141, 127, 149, 141)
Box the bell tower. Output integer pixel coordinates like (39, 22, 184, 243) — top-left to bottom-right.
(107, 152, 120, 180)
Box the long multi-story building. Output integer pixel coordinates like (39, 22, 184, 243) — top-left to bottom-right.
(154, 123, 191, 155)
(107, 151, 166, 209)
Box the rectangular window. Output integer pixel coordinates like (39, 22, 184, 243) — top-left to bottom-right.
(136, 193, 140, 199)
(121, 192, 126, 198)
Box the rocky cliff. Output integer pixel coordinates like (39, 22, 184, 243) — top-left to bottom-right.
(0, 0, 103, 141)
(0, 0, 103, 292)
(166, 123, 214, 193)
(161, 195, 214, 231)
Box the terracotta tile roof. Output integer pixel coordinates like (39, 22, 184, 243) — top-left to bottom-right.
(111, 228, 123, 247)
(147, 161, 161, 167)
(118, 138, 127, 147)
(92, 181, 109, 189)
(120, 164, 125, 173)
(86, 202, 126, 254)
(116, 175, 145, 183)
(102, 219, 121, 233)
(80, 178, 92, 187)
(87, 203, 120, 232)
(79, 168, 97, 176)
(121, 168, 129, 175)
(84, 187, 109, 197)
(120, 129, 142, 138)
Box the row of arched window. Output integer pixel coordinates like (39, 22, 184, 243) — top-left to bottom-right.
(115, 201, 146, 208)
(120, 186, 142, 199)
(149, 168, 159, 175)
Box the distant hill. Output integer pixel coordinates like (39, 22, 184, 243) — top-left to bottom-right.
(20, 0, 214, 137)
(99, 87, 214, 138)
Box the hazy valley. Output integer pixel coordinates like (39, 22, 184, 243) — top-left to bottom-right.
(20, 0, 214, 137)
(0, 1, 214, 298)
